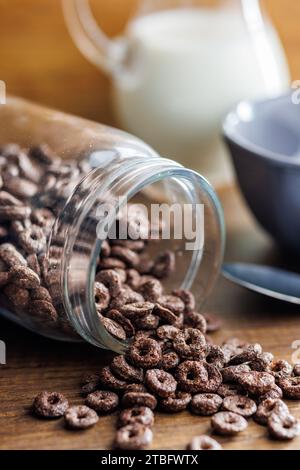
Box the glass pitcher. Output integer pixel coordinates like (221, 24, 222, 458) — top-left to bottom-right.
(62, 0, 290, 186)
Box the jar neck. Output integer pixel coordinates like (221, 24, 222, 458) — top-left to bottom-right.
(53, 154, 225, 352)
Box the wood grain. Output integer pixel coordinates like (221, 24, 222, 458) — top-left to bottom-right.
(1, 186, 300, 450)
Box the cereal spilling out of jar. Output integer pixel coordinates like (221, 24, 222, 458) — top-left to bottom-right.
(1, 143, 299, 450)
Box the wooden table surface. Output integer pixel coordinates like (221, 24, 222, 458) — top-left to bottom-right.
(1, 185, 300, 450)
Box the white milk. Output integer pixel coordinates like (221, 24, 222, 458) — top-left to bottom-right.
(112, 9, 290, 184)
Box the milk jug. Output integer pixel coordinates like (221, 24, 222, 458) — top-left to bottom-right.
(63, 0, 290, 185)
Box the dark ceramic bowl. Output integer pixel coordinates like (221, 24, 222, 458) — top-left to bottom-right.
(223, 92, 300, 255)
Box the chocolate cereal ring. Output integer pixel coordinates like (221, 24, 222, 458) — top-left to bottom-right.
(173, 328, 206, 360)
(277, 376, 300, 399)
(98, 257, 126, 270)
(128, 337, 162, 368)
(268, 412, 300, 440)
(122, 391, 157, 410)
(0, 243, 27, 267)
(10, 265, 40, 289)
(106, 309, 135, 338)
(190, 393, 223, 416)
(85, 390, 119, 413)
(94, 281, 110, 312)
(4, 284, 30, 307)
(249, 352, 274, 372)
(153, 304, 180, 326)
(206, 345, 226, 369)
(221, 364, 251, 384)
(271, 360, 293, 379)
(33, 391, 69, 418)
(95, 269, 123, 297)
(17, 224, 46, 255)
(257, 384, 283, 403)
(114, 423, 153, 450)
(134, 313, 160, 330)
(176, 360, 222, 394)
(30, 286, 52, 302)
(211, 411, 248, 436)
(228, 344, 262, 366)
(160, 350, 180, 371)
(110, 286, 144, 309)
(186, 435, 222, 450)
(138, 279, 162, 302)
(110, 245, 140, 268)
(157, 294, 185, 314)
(121, 302, 155, 319)
(151, 251, 175, 279)
(184, 311, 207, 334)
(64, 405, 99, 429)
(172, 289, 195, 313)
(111, 355, 144, 383)
(160, 391, 191, 413)
(217, 383, 244, 398)
(126, 269, 142, 289)
(156, 325, 180, 340)
(99, 366, 128, 391)
(222, 395, 257, 418)
(176, 361, 206, 393)
(100, 316, 126, 341)
(124, 384, 147, 394)
(118, 407, 154, 428)
(238, 371, 275, 396)
(293, 364, 300, 377)
(81, 373, 101, 396)
(254, 398, 289, 425)
(145, 369, 177, 398)
(28, 299, 58, 322)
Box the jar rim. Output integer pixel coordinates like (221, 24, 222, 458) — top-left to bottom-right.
(60, 155, 225, 352)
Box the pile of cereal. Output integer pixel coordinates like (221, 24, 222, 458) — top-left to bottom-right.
(32, 235, 300, 449)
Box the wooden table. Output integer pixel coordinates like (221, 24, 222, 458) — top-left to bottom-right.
(1, 185, 300, 450)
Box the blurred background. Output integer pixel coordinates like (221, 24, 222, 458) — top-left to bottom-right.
(0, 0, 299, 184)
(0, 0, 139, 123)
(1, 0, 298, 120)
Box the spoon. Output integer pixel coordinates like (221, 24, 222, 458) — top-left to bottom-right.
(222, 263, 300, 305)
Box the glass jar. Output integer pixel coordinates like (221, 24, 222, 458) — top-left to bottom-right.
(0, 97, 225, 353)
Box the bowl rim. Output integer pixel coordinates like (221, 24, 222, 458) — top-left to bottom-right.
(222, 92, 300, 168)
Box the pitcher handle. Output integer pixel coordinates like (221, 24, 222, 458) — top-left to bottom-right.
(62, 0, 126, 75)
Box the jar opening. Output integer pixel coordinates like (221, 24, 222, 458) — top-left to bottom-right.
(60, 157, 224, 352)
